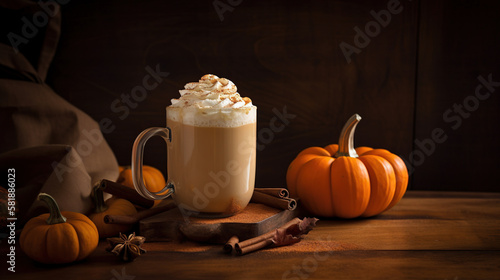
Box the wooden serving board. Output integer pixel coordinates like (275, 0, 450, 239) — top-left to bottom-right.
(140, 202, 300, 244)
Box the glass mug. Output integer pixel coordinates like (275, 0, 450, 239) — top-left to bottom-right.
(131, 106, 257, 217)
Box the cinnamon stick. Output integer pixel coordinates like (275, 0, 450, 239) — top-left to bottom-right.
(98, 179, 154, 209)
(104, 200, 176, 225)
(104, 215, 138, 225)
(250, 191, 297, 210)
(237, 239, 274, 255)
(223, 235, 239, 253)
(254, 188, 289, 198)
(235, 217, 301, 255)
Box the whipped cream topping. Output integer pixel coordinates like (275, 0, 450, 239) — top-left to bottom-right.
(167, 75, 256, 128)
(170, 74, 253, 109)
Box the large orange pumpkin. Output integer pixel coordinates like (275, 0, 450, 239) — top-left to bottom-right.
(286, 114, 408, 218)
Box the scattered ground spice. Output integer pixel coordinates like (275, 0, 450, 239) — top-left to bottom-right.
(221, 198, 245, 217)
(141, 239, 361, 254)
(268, 240, 361, 254)
(143, 241, 217, 253)
(141, 202, 359, 255)
(189, 203, 281, 224)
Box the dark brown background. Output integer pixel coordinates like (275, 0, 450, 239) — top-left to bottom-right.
(5, 0, 500, 192)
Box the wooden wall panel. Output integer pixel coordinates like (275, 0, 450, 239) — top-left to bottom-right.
(414, 0, 500, 191)
(6, 0, 500, 192)
(45, 0, 418, 190)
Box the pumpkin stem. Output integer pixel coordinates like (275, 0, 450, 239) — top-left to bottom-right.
(335, 114, 361, 158)
(38, 193, 67, 225)
(92, 184, 109, 213)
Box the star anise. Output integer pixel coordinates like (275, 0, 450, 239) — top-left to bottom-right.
(106, 232, 146, 262)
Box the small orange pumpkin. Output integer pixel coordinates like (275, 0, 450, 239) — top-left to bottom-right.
(117, 165, 166, 194)
(286, 114, 408, 218)
(117, 165, 166, 207)
(20, 193, 99, 264)
(88, 185, 137, 238)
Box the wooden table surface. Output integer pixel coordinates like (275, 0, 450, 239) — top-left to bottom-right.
(3, 191, 500, 280)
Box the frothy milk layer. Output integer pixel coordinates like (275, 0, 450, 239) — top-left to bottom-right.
(168, 74, 256, 127)
(167, 106, 256, 128)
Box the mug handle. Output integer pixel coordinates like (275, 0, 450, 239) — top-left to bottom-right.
(131, 127, 174, 200)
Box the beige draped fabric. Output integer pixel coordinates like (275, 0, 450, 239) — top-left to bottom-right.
(0, 0, 119, 226)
